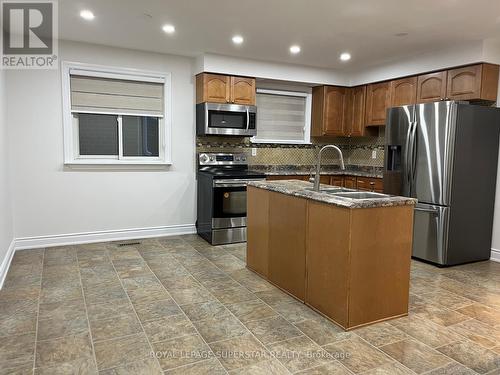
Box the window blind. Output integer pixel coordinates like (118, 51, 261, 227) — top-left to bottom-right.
(70, 74, 164, 117)
(255, 93, 307, 142)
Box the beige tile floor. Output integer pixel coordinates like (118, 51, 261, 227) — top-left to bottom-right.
(0, 234, 499, 374)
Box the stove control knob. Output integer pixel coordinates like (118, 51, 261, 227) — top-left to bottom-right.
(241, 156, 247, 162)
(199, 154, 210, 164)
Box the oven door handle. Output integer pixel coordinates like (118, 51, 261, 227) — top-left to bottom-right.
(213, 183, 248, 188)
(213, 178, 265, 187)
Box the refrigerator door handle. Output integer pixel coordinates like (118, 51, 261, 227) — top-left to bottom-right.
(410, 120, 418, 190)
(404, 122, 413, 194)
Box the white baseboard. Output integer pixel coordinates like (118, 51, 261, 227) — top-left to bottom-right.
(491, 248, 500, 263)
(14, 224, 196, 250)
(0, 239, 16, 289)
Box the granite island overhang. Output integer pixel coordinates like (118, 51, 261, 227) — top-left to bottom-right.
(246, 179, 417, 330)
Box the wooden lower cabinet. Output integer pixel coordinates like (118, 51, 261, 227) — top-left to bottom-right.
(265, 174, 383, 192)
(356, 177, 384, 193)
(307, 202, 350, 326)
(346, 207, 413, 327)
(330, 176, 344, 187)
(247, 187, 414, 330)
(246, 187, 270, 278)
(268, 192, 307, 301)
(307, 203, 413, 328)
(344, 176, 357, 189)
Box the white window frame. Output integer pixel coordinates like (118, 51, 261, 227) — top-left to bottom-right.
(251, 88, 312, 145)
(62, 61, 172, 166)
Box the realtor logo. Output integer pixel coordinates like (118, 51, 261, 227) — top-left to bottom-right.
(1, 0, 58, 69)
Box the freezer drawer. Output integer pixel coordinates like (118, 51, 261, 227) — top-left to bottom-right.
(412, 203, 450, 265)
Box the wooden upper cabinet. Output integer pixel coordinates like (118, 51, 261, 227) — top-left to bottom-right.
(365, 82, 390, 126)
(390, 77, 417, 107)
(416, 71, 447, 103)
(344, 86, 366, 137)
(196, 73, 256, 105)
(196, 73, 230, 104)
(447, 64, 499, 102)
(311, 86, 347, 137)
(230, 76, 256, 105)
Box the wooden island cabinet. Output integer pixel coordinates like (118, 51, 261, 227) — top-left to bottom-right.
(247, 184, 415, 330)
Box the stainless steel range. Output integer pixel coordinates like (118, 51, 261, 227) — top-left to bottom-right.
(196, 153, 266, 245)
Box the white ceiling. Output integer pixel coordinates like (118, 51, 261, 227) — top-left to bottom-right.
(59, 0, 500, 71)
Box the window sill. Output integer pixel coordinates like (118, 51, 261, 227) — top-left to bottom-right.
(64, 159, 171, 170)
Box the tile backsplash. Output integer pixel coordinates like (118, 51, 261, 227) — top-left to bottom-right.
(196, 129, 386, 168)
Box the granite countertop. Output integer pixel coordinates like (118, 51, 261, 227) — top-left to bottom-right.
(248, 180, 417, 209)
(250, 165, 384, 179)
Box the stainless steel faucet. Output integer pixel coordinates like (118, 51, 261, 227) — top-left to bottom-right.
(313, 145, 345, 191)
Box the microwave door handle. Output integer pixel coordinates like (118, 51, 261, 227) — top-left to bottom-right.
(246, 107, 250, 132)
(205, 104, 209, 133)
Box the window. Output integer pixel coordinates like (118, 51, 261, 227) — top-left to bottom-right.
(62, 62, 171, 165)
(252, 89, 311, 144)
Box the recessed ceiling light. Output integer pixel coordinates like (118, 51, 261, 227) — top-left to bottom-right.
(290, 45, 301, 54)
(80, 10, 95, 21)
(162, 24, 176, 34)
(340, 52, 351, 61)
(394, 32, 409, 37)
(232, 35, 244, 45)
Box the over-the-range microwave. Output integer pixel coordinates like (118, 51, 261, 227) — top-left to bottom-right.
(196, 103, 257, 136)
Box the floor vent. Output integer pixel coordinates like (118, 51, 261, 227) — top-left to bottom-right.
(118, 242, 141, 247)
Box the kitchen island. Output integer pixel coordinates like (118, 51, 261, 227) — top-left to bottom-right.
(246, 180, 417, 330)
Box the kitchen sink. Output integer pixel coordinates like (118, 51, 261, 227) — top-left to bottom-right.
(332, 191, 390, 200)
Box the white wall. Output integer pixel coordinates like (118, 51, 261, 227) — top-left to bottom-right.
(7, 41, 197, 245)
(349, 41, 485, 85)
(0, 69, 15, 281)
(197, 53, 350, 86)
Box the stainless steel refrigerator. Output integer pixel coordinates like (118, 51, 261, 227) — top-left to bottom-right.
(384, 101, 500, 266)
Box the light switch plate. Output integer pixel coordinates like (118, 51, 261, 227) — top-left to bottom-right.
(252, 148, 257, 156)
(372, 150, 377, 159)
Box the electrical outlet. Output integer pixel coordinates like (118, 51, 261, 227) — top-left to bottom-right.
(252, 148, 257, 156)
(372, 150, 377, 159)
